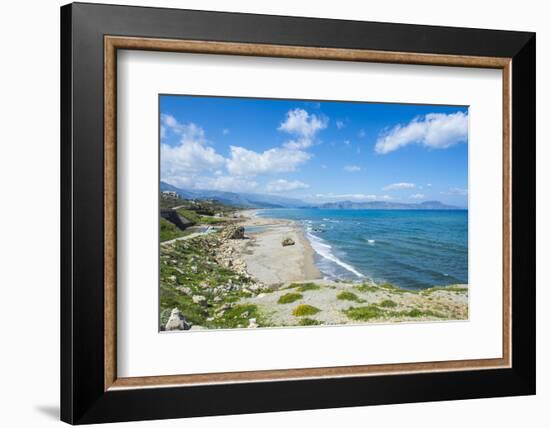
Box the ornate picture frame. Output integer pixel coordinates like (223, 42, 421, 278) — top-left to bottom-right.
(61, 3, 535, 424)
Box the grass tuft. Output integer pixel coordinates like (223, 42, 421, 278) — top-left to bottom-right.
(421, 285, 468, 295)
(343, 305, 384, 321)
(392, 308, 446, 319)
(292, 304, 321, 317)
(299, 318, 322, 326)
(379, 299, 397, 308)
(277, 292, 303, 304)
(287, 282, 321, 292)
(354, 283, 379, 293)
(337, 291, 362, 302)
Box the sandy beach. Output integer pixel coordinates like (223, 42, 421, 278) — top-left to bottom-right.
(236, 211, 321, 285)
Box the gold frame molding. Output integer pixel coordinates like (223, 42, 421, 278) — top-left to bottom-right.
(104, 36, 512, 391)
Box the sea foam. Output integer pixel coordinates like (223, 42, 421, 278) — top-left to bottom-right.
(306, 231, 364, 278)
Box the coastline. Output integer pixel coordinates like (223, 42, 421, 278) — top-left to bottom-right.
(235, 210, 322, 285)
(159, 208, 469, 330)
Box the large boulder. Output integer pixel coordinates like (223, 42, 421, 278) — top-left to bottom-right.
(282, 237, 295, 246)
(164, 308, 191, 331)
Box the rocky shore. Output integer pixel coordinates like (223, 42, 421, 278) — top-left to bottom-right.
(159, 211, 469, 331)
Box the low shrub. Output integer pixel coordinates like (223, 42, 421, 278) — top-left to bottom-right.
(292, 304, 321, 317)
(277, 292, 303, 304)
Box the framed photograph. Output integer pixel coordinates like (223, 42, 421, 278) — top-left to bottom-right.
(61, 2, 535, 424)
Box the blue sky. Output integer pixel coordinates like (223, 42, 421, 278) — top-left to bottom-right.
(160, 95, 468, 207)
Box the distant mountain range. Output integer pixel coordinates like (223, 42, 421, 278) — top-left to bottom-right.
(160, 181, 309, 208)
(160, 181, 463, 210)
(319, 200, 461, 210)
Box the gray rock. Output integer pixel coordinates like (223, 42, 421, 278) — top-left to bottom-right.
(223, 225, 245, 240)
(176, 286, 192, 296)
(192, 295, 207, 305)
(282, 237, 295, 246)
(248, 318, 258, 328)
(165, 308, 191, 331)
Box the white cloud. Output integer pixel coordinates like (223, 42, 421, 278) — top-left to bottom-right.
(343, 140, 351, 146)
(222, 129, 230, 135)
(344, 165, 361, 172)
(375, 111, 468, 154)
(279, 108, 327, 149)
(336, 120, 345, 129)
(161, 120, 224, 179)
(443, 187, 468, 196)
(312, 193, 393, 202)
(383, 182, 415, 191)
(314, 193, 378, 201)
(266, 179, 309, 193)
(358, 129, 366, 138)
(199, 175, 258, 193)
(410, 193, 425, 199)
(160, 125, 166, 140)
(283, 139, 315, 150)
(161, 114, 206, 143)
(161, 140, 225, 177)
(226, 146, 311, 176)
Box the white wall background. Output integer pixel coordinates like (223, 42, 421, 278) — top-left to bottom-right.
(0, 1, 546, 427)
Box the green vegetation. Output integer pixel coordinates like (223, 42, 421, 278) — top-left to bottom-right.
(287, 282, 321, 292)
(379, 283, 410, 294)
(299, 318, 322, 326)
(391, 308, 446, 319)
(160, 234, 263, 329)
(337, 291, 362, 302)
(420, 285, 468, 295)
(277, 292, 303, 304)
(379, 299, 397, 308)
(343, 305, 385, 321)
(343, 303, 446, 322)
(176, 208, 226, 225)
(292, 304, 321, 317)
(354, 283, 380, 293)
(160, 218, 186, 242)
(213, 304, 264, 329)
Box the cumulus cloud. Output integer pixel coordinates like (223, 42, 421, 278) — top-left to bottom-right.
(410, 193, 425, 199)
(375, 111, 468, 154)
(161, 140, 225, 177)
(161, 114, 206, 143)
(383, 182, 415, 191)
(344, 165, 361, 172)
(222, 129, 230, 135)
(336, 120, 345, 129)
(161, 118, 224, 179)
(279, 108, 328, 149)
(266, 179, 309, 193)
(226, 146, 311, 176)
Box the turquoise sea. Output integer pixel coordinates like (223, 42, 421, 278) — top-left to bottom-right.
(257, 208, 468, 290)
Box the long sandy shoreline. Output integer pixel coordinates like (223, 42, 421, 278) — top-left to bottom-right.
(236, 210, 322, 285)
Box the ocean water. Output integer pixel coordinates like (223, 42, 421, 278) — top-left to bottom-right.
(257, 208, 468, 290)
